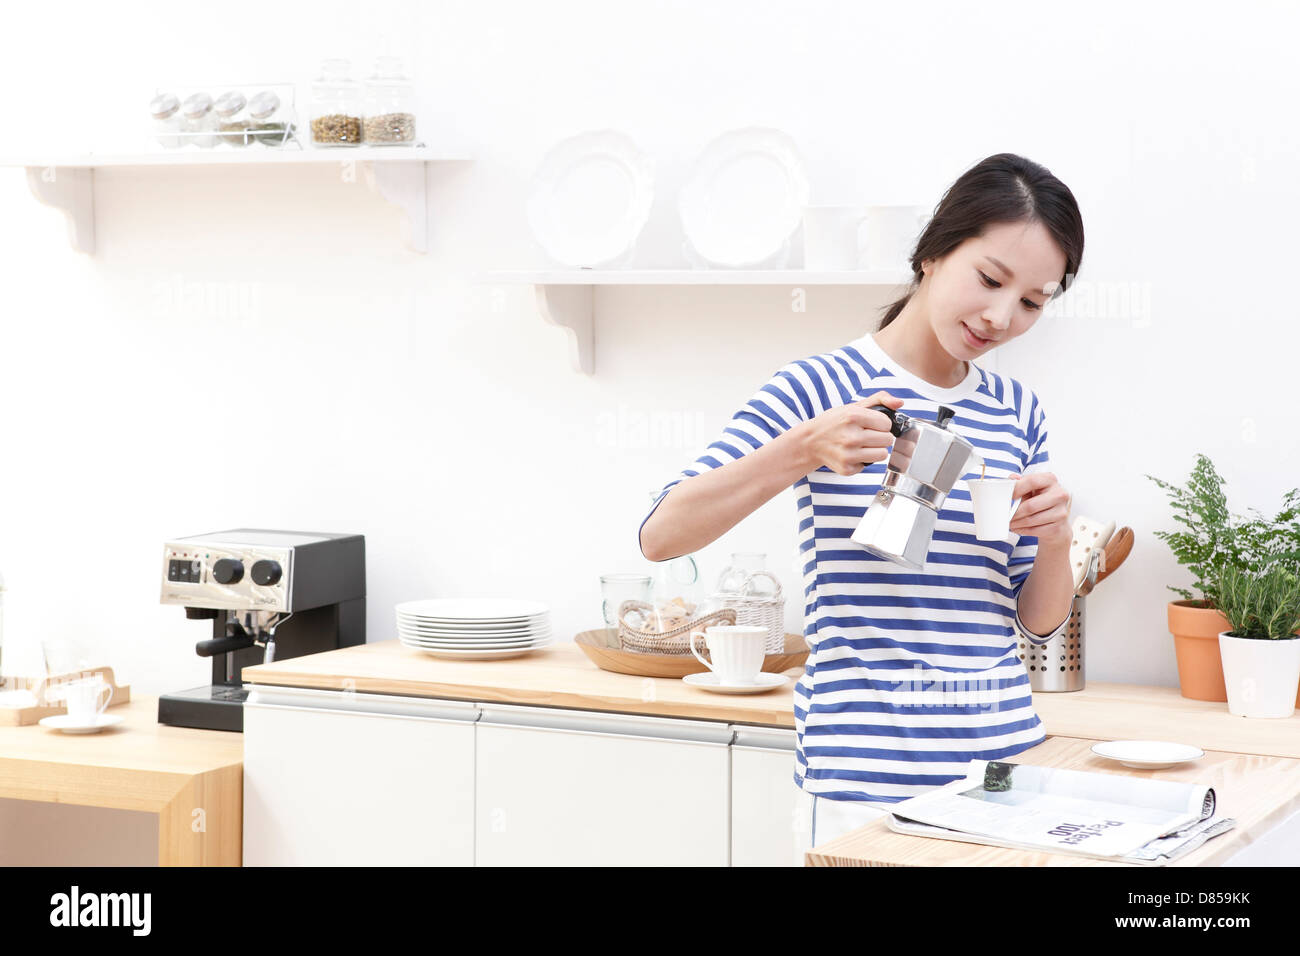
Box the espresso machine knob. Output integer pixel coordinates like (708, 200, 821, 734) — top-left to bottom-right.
(212, 558, 244, 585)
(251, 559, 283, 586)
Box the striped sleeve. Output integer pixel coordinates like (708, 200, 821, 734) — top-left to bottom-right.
(637, 361, 820, 559)
(1007, 394, 1050, 600)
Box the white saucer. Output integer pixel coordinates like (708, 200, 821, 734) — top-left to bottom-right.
(1091, 740, 1205, 769)
(39, 713, 124, 734)
(682, 672, 788, 694)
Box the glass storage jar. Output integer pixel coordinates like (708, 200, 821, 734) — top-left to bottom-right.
(247, 90, 290, 147)
(179, 92, 218, 148)
(213, 90, 250, 147)
(363, 56, 417, 145)
(309, 59, 362, 147)
(150, 93, 181, 148)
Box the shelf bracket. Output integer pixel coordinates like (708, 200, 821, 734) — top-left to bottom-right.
(535, 285, 594, 375)
(25, 166, 94, 254)
(363, 160, 427, 253)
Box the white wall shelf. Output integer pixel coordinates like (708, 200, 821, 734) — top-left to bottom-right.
(486, 269, 912, 375)
(3, 146, 472, 255)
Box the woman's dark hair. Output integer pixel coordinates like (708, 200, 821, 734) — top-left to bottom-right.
(879, 153, 1084, 329)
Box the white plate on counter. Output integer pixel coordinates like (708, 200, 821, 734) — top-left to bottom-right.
(682, 672, 789, 694)
(39, 713, 125, 734)
(1090, 740, 1205, 769)
(402, 644, 553, 661)
(398, 635, 552, 650)
(396, 598, 550, 620)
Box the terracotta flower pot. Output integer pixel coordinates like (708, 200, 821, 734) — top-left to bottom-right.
(1168, 600, 1229, 701)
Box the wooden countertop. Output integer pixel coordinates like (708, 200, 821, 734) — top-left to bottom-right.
(0, 695, 243, 865)
(242, 639, 805, 726)
(805, 734, 1300, 867)
(243, 639, 1300, 759)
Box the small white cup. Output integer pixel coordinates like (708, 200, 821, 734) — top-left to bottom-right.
(860, 205, 929, 272)
(967, 478, 1023, 540)
(60, 677, 112, 724)
(802, 206, 869, 270)
(689, 625, 766, 685)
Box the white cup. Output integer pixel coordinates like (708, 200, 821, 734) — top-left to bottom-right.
(860, 205, 929, 272)
(967, 478, 1023, 540)
(802, 206, 870, 270)
(60, 677, 112, 724)
(689, 625, 766, 685)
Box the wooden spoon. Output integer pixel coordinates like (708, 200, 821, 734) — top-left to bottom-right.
(1094, 526, 1134, 585)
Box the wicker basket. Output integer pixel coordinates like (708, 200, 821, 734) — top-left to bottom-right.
(617, 600, 737, 656)
(714, 570, 785, 653)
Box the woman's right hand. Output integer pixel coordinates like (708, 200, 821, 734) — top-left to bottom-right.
(799, 391, 905, 476)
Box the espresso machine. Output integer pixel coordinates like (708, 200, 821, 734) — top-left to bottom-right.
(158, 529, 365, 732)
(850, 404, 978, 570)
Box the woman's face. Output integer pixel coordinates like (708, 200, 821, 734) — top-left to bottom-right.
(922, 219, 1067, 358)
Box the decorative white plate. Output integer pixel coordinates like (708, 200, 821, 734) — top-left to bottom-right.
(396, 599, 550, 620)
(527, 130, 654, 267)
(403, 644, 552, 661)
(1090, 740, 1205, 769)
(39, 713, 124, 734)
(682, 672, 789, 694)
(679, 127, 809, 268)
(397, 621, 552, 636)
(398, 634, 552, 650)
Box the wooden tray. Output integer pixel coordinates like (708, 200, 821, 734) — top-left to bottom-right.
(574, 629, 808, 679)
(0, 666, 132, 726)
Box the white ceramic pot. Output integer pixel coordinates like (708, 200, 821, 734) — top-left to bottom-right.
(1218, 631, 1300, 718)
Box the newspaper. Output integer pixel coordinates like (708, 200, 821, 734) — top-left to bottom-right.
(886, 760, 1237, 865)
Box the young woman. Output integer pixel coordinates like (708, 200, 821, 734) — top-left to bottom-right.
(638, 153, 1084, 861)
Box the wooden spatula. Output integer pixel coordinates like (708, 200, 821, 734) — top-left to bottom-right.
(1094, 526, 1133, 585)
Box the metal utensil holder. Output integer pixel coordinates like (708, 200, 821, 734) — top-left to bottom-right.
(1020, 548, 1099, 693)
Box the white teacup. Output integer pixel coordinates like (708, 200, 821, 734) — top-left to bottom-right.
(689, 625, 766, 685)
(60, 677, 112, 724)
(967, 478, 1023, 540)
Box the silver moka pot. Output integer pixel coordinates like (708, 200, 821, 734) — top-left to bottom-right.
(850, 404, 978, 570)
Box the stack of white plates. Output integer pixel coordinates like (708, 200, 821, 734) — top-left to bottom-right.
(396, 599, 553, 661)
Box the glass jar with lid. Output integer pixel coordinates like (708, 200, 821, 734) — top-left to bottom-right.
(179, 92, 218, 148)
(363, 56, 417, 145)
(150, 93, 182, 148)
(309, 59, 362, 147)
(247, 90, 291, 147)
(213, 91, 249, 147)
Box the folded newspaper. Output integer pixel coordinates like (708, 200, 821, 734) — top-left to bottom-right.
(886, 760, 1237, 865)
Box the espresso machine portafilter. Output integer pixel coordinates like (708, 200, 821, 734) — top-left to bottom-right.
(158, 529, 366, 732)
(849, 405, 979, 570)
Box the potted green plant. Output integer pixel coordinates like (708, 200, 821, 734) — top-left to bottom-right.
(1147, 454, 1300, 701)
(1146, 455, 1238, 700)
(1216, 564, 1300, 718)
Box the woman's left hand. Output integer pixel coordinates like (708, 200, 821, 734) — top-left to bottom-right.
(1009, 472, 1072, 549)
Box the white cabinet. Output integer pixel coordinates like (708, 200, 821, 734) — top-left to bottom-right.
(475, 703, 733, 866)
(730, 726, 802, 867)
(243, 686, 477, 866)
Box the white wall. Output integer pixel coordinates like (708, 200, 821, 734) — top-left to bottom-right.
(0, 0, 1297, 696)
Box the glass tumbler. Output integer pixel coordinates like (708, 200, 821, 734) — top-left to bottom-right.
(600, 573, 652, 634)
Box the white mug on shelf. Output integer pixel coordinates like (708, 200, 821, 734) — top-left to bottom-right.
(967, 478, 1023, 540)
(689, 625, 766, 685)
(860, 205, 929, 273)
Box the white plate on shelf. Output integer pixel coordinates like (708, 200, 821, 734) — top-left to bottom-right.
(679, 127, 809, 268)
(39, 713, 124, 734)
(1090, 740, 1205, 769)
(527, 129, 654, 268)
(396, 598, 550, 620)
(682, 672, 788, 695)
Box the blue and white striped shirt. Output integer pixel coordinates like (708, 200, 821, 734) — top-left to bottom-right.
(641, 331, 1053, 807)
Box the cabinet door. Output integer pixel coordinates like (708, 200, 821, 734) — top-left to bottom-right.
(243, 687, 476, 866)
(475, 704, 732, 866)
(731, 726, 802, 867)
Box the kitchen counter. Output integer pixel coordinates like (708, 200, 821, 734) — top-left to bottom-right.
(805, 734, 1300, 867)
(0, 694, 242, 866)
(244, 639, 1300, 760)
